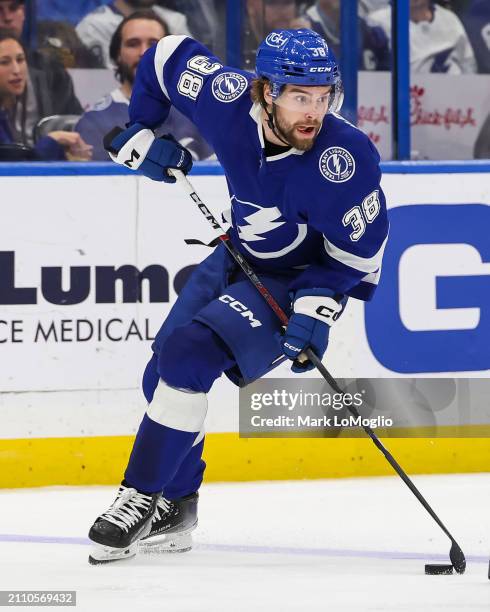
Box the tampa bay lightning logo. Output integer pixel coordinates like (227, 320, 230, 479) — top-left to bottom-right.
(319, 147, 356, 183)
(212, 72, 248, 103)
(232, 196, 307, 259)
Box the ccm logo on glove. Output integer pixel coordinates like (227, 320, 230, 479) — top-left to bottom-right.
(283, 342, 302, 353)
(294, 295, 343, 325)
(281, 291, 347, 373)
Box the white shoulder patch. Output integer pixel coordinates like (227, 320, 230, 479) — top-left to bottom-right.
(319, 146, 356, 183)
(211, 72, 248, 103)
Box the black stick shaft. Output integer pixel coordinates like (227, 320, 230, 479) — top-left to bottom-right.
(305, 348, 458, 545)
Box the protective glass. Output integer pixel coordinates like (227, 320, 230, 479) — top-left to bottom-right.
(273, 88, 332, 115)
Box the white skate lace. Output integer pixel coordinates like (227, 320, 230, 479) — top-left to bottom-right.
(151, 497, 172, 523)
(99, 485, 153, 532)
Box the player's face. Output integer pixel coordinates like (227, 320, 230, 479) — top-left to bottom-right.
(0, 1, 25, 38)
(118, 18, 166, 84)
(0, 38, 27, 98)
(268, 84, 331, 151)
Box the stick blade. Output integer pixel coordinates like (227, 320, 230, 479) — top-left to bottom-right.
(450, 541, 466, 574)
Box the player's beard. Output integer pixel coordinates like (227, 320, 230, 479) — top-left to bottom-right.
(118, 60, 137, 86)
(274, 107, 321, 151)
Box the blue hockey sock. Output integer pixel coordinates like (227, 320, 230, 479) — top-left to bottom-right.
(124, 413, 201, 494)
(126, 321, 235, 495)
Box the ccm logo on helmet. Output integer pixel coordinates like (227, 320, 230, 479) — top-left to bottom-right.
(310, 67, 332, 72)
(219, 294, 262, 328)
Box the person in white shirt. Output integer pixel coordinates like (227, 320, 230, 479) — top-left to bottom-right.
(368, 0, 477, 74)
(76, 0, 190, 68)
(358, 0, 389, 20)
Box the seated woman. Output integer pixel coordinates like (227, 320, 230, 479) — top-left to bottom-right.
(0, 29, 92, 161)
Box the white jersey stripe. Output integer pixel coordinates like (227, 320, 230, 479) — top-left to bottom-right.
(154, 35, 189, 100)
(361, 268, 382, 286)
(192, 428, 205, 447)
(323, 234, 388, 274)
(147, 379, 207, 433)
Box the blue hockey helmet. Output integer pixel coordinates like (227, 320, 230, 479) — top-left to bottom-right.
(256, 29, 341, 104)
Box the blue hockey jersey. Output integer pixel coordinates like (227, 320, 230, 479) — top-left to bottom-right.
(129, 35, 389, 301)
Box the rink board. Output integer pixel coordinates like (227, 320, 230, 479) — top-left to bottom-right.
(0, 161, 489, 487)
(3, 433, 490, 489)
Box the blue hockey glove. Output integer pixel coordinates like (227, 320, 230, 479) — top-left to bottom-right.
(281, 289, 347, 373)
(104, 123, 192, 183)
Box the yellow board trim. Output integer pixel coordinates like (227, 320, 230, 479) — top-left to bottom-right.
(1, 431, 490, 488)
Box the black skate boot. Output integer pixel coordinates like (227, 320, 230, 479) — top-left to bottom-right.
(139, 492, 198, 553)
(88, 482, 159, 565)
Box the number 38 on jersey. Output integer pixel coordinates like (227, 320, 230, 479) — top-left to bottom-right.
(342, 190, 381, 242)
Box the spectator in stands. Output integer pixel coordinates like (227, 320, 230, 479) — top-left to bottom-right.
(36, 20, 103, 68)
(368, 0, 477, 73)
(0, 29, 92, 160)
(358, 0, 389, 19)
(76, 0, 190, 67)
(461, 0, 490, 73)
(0, 0, 82, 143)
(163, 0, 222, 53)
(75, 10, 212, 161)
(295, 0, 390, 70)
(36, 0, 111, 26)
(243, 0, 299, 70)
(0, 0, 24, 36)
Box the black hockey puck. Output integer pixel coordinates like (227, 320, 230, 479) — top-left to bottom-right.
(425, 564, 454, 575)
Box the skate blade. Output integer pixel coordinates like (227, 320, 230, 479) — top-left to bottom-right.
(138, 530, 194, 554)
(88, 542, 137, 565)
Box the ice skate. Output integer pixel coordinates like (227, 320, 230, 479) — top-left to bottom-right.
(139, 492, 198, 554)
(88, 482, 159, 565)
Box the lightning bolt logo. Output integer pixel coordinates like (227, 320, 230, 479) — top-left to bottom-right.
(319, 147, 356, 184)
(223, 74, 236, 94)
(331, 154, 342, 177)
(231, 196, 308, 259)
(236, 205, 285, 242)
(212, 72, 248, 103)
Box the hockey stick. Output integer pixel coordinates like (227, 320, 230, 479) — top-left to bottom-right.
(170, 169, 466, 574)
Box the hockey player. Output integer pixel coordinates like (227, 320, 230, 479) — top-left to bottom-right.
(88, 28, 389, 564)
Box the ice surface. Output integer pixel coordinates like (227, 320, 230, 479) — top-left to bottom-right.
(1, 474, 490, 611)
